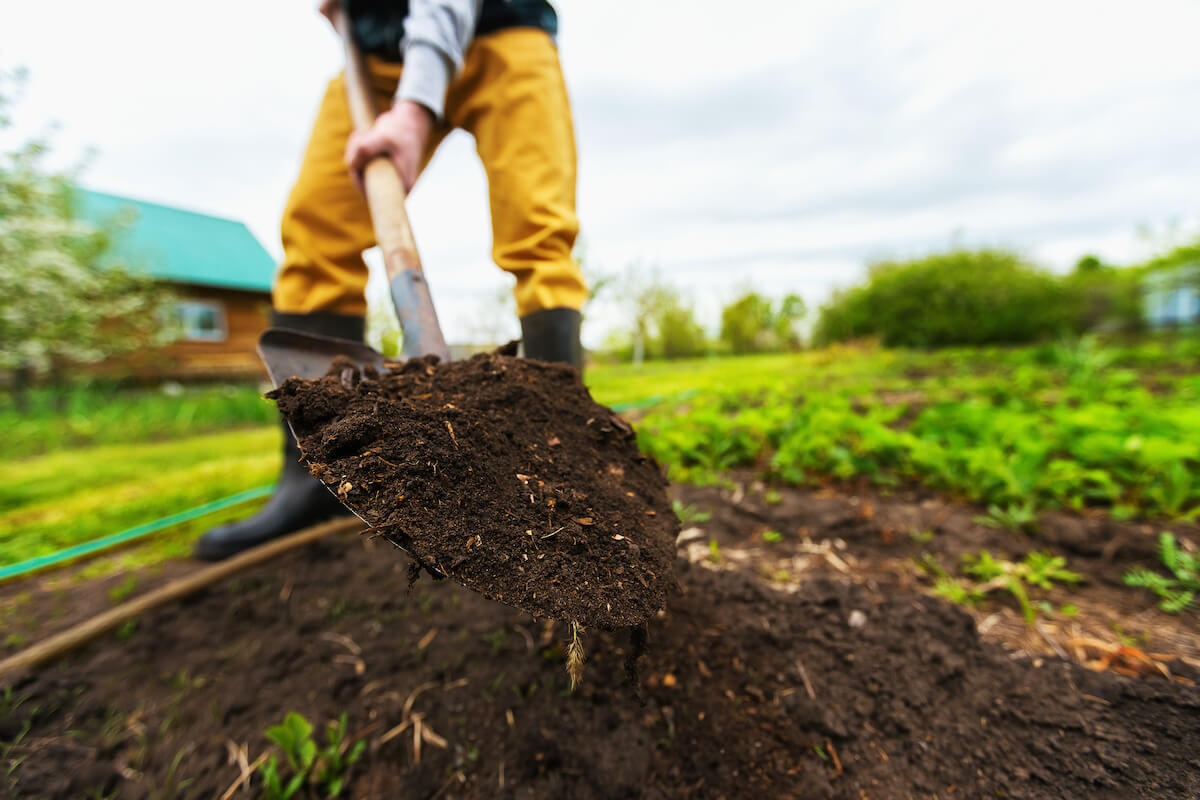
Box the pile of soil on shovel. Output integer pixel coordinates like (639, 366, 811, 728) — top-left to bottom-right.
(267, 349, 677, 630)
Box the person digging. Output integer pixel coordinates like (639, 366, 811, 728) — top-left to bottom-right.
(196, 0, 585, 561)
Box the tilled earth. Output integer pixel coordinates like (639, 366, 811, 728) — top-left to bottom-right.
(2, 483, 1199, 799)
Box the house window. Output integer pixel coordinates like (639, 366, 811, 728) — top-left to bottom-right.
(175, 300, 227, 342)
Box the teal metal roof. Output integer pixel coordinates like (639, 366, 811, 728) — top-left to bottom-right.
(76, 188, 277, 292)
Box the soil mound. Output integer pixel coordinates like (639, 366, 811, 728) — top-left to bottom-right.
(268, 351, 677, 629)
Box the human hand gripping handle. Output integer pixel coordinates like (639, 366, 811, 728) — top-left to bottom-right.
(330, 5, 451, 363)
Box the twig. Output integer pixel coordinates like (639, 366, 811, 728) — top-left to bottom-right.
(380, 717, 414, 745)
(403, 681, 441, 716)
(320, 631, 362, 656)
(218, 751, 268, 800)
(796, 658, 816, 700)
(1034, 620, 1069, 661)
(413, 715, 423, 764)
(430, 770, 465, 799)
(826, 739, 843, 776)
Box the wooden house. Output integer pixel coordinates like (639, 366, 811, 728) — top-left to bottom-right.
(79, 189, 277, 380)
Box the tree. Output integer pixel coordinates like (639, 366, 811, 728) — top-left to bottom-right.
(773, 293, 807, 349)
(0, 69, 174, 397)
(611, 264, 708, 363)
(657, 299, 707, 359)
(720, 291, 773, 354)
(719, 290, 806, 354)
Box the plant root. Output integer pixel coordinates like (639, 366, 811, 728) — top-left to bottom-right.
(565, 620, 586, 691)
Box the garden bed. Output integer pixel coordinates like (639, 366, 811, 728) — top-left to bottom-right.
(3, 483, 1198, 799)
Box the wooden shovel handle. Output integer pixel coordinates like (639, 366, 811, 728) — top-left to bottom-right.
(335, 7, 421, 282)
(334, 8, 451, 362)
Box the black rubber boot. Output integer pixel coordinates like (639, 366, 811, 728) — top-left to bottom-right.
(520, 307, 583, 372)
(193, 311, 365, 561)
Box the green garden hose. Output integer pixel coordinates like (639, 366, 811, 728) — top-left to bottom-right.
(0, 485, 275, 582)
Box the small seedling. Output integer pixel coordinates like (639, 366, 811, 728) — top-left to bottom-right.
(116, 619, 138, 641)
(1124, 532, 1199, 613)
(921, 550, 1081, 624)
(707, 539, 722, 564)
(672, 500, 712, 525)
(257, 712, 365, 799)
(152, 748, 193, 800)
(973, 502, 1038, 533)
(764, 489, 782, 505)
(481, 629, 507, 655)
(108, 574, 138, 605)
(761, 530, 783, 543)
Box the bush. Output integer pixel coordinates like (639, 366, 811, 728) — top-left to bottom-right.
(1062, 261, 1144, 333)
(814, 250, 1077, 347)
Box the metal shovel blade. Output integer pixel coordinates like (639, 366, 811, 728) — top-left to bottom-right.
(255, 328, 447, 577)
(257, 328, 388, 389)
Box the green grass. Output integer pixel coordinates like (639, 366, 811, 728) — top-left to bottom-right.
(0, 428, 279, 568)
(0, 382, 275, 460)
(586, 353, 803, 406)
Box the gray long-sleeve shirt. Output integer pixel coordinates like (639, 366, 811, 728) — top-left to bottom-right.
(395, 0, 484, 119)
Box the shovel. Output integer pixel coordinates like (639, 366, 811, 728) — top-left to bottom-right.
(258, 6, 450, 387)
(257, 9, 452, 572)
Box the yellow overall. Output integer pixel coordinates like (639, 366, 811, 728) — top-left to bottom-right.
(273, 28, 586, 318)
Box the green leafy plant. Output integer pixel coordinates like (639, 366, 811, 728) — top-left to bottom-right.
(962, 550, 1082, 623)
(1124, 532, 1199, 613)
(258, 712, 365, 799)
(922, 550, 1082, 623)
(973, 502, 1038, 533)
(107, 574, 137, 604)
(115, 619, 138, 641)
(672, 500, 712, 524)
(761, 529, 783, 543)
(707, 539, 722, 564)
(315, 714, 366, 797)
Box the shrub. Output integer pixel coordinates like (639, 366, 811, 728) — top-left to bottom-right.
(814, 249, 1076, 347)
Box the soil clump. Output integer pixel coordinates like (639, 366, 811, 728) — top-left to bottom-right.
(267, 351, 677, 629)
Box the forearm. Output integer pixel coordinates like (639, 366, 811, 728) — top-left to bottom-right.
(396, 0, 483, 119)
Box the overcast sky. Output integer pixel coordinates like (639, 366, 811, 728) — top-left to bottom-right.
(4, 0, 1199, 346)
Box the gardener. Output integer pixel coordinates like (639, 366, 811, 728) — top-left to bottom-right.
(195, 0, 586, 560)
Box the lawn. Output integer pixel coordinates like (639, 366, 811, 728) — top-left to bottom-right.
(2, 334, 1197, 575)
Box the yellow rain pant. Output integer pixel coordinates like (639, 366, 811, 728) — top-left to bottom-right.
(273, 28, 585, 318)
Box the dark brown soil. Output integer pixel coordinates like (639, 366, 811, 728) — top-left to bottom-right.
(267, 352, 677, 630)
(4, 505, 1199, 799)
(676, 478, 1200, 664)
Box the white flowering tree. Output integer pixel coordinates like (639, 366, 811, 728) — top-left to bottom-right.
(0, 69, 174, 401)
